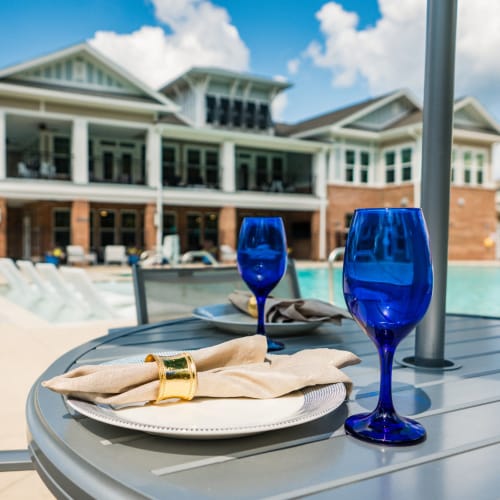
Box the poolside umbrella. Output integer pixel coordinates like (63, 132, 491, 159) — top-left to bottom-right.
(404, 0, 458, 369)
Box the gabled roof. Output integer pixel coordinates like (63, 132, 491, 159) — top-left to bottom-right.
(160, 66, 291, 94)
(453, 96, 500, 135)
(0, 42, 177, 111)
(281, 90, 421, 138)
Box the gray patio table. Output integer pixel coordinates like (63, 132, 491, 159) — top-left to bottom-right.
(26, 314, 500, 499)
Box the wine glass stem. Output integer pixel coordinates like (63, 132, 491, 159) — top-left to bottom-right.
(256, 295, 267, 335)
(375, 344, 397, 417)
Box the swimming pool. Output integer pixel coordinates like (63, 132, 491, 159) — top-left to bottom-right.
(297, 264, 500, 318)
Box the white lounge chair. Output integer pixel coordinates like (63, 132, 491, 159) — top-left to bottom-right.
(219, 244, 237, 263)
(60, 267, 134, 319)
(104, 245, 128, 265)
(180, 250, 219, 266)
(162, 234, 180, 265)
(35, 263, 92, 320)
(0, 258, 41, 307)
(16, 260, 66, 320)
(66, 245, 97, 266)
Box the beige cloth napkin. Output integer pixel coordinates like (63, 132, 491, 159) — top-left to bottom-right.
(229, 290, 352, 324)
(42, 335, 360, 406)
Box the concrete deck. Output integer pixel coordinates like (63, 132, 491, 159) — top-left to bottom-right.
(0, 265, 137, 498)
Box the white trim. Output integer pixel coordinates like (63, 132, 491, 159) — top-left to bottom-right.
(454, 97, 500, 134)
(0, 82, 177, 113)
(0, 180, 321, 210)
(0, 42, 175, 109)
(159, 123, 323, 153)
(0, 110, 5, 180)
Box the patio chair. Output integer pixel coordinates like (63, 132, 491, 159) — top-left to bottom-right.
(104, 245, 128, 265)
(60, 267, 135, 319)
(162, 234, 180, 265)
(35, 263, 92, 320)
(219, 244, 237, 263)
(66, 245, 97, 266)
(132, 259, 301, 324)
(0, 258, 42, 308)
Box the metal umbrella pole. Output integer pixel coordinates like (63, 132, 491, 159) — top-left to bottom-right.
(401, 0, 460, 370)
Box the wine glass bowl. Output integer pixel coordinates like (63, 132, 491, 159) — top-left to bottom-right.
(237, 217, 288, 351)
(343, 208, 433, 445)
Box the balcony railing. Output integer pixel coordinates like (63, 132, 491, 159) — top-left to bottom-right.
(7, 150, 71, 181)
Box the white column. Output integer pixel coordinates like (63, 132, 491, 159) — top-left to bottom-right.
(0, 111, 6, 180)
(147, 127, 161, 188)
(413, 134, 422, 207)
(220, 141, 235, 192)
(72, 118, 88, 184)
(147, 127, 163, 259)
(327, 145, 336, 183)
(314, 149, 328, 260)
(313, 149, 327, 199)
(319, 200, 327, 260)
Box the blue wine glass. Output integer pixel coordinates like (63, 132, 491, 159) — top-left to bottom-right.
(343, 208, 433, 445)
(237, 217, 288, 351)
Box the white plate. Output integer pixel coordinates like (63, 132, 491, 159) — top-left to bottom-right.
(66, 353, 346, 439)
(192, 303, 324, 336)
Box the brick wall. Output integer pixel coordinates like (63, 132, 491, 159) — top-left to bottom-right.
(449, 187, 496, 260)
(144, 203, 157, 251)
(327, 183, 496, 260)
(70, 200, 90, 250)
(218, 206, 237, 249)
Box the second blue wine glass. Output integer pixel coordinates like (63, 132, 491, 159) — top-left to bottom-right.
(237, 217, 287, 351)
(343, 208, 433, 445)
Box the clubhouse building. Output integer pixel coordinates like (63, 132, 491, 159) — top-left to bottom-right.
(0, 43, 498, 261)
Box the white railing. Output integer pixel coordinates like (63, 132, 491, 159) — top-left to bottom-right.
(327, 247, 345, 304)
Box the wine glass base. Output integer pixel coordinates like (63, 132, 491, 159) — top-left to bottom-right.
(345, 411, 426, 446)
(266, 337, 284, 351)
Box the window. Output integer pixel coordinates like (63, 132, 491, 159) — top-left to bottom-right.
(257, 103, 270, 130)
(162, 146, 177, 185)
(205, 150, 219, 187)
(219, 97, 230, 125)
(385, 151, 395, 184)
(451, 149, 456, 183)
(256, 156, 268, 188)
(162, 211, 177, 238)
(187, 213, 202, 250)
(476, 153, 484, 184)
(99, 209, 115, 246)
(245, 102, 256, 128)
(463, 152, 472, 184)
(232, 100, 243, 127)
(345, 150, 355, 182)
(187, 149, 202, 184)
(120, 211, 137, 247)
(53, 208, 70, 247)
(103, 151, 114, 181)
(360, 151, 370, 184)
(206, 95, 217, 124)
(204, 212, 218, 246)
(401, 148, 412, 181)
(53, 136, 71, 175)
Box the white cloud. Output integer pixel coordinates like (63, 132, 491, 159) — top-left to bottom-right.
(304, 0, 500, 117)
(287, 58, 300, 75)
(89, 0, 249, 89)
(271, 75, 289, 120)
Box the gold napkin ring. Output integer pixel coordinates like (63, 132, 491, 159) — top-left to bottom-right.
(144, 352, 197, 403)
(247, 295, 258, 318)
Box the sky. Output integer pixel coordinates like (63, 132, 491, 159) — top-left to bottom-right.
(1, 0, 500, 176)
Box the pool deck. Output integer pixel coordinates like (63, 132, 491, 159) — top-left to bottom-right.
(1, 260, 499, 498)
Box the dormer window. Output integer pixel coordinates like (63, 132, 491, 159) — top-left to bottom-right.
(219, 97, 230, 125)
(257, 103, 271, 130)
(232, 100, 243, 126)
(206, 95, 217, 123)
(245, 102, 256, 128)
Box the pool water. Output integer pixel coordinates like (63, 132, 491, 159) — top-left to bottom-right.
(297, 264, 500, 318)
